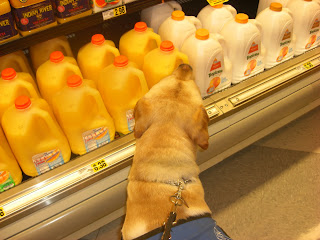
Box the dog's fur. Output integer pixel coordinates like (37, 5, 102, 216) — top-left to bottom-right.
(122, 64, 211, 240)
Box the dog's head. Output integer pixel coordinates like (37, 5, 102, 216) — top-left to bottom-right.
(134, 64, 209, 150)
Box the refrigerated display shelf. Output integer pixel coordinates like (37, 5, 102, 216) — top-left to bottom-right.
(0, 47, 319, 235)
(0, 0, 163, 57)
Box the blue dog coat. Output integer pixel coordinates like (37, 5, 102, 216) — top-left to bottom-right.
(132, 216, 232, 240)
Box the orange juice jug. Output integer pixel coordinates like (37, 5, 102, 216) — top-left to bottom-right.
(53, 0, 92, 24)
(158, 10, 202, 50)
(77, 34, 120, 85)
(256, 3, 296, 68)
(36, 51, 82, 105)
(0, 68, 39, 120)
(98, 56, 149, 135)
(2, 96, 71, 177)
(0, 126, 22, 192)
(9, 0, 57, 36)
(287, 0, 320, 55)
(0, 0, 19, 44)
(52, 75, 115, 155)
(119, 22, 161, 69)
(142, 40, 189, 89)
(0, 50, 35, 78)
(29, 36, 74, 71)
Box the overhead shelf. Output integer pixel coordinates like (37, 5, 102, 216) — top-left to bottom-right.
(0, 0, 162, 56)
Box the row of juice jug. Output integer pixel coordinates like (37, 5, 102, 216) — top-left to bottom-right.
(0, 0, 138, 42)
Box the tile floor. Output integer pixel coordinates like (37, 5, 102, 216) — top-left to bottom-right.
(80, 106, 320, 240)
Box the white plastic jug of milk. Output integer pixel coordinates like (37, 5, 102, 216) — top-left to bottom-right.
(158, 10, 202, 50)
(220, 13, 265, 84)
(287, 0, 320, 55)
(256, 2, 296, 68)
(257, 0, 290, 15)
(197, 4, 237, 34)
(140, 1, 182, 33)
(181, 29, 232, 97)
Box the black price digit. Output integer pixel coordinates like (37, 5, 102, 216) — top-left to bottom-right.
(0, 209, 5, 217)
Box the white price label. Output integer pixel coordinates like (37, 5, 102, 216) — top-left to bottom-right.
(102, 5, 127, 21)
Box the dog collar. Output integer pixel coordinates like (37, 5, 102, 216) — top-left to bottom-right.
(160, 178, 195, 189)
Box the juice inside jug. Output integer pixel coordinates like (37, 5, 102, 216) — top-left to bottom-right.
(119, 22, 161, 69)
(29, 36, 74, 71)
(1, 96, 71, 177)
(9, 0, 57, 36)
(36, 51, 82, 106)
(53, 0, 92, 24)
(181, 29, 232, 97)
(143, 40, 189, 89)
(52, 74, 115, 155)
(78, 34, 119, 85)
(158, 10, 202, 50)
(256, 3, 295, 68)
(0, 50, 35, 78)
(0, 0, 19, 44)
(0, 68, 39, 120)
(220, 13, 265, 84)
(197, 4, 237, 34)
(287, 0, 320, 55)
(98, 56, 149, 135)
(0, 126, 22, 192)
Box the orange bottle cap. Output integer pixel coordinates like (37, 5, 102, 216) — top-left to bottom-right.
(172, 10, 185, 21)
(114, 55, 129, 67)
(1, 68, 17, 80)
(196, 29, 209, 40)
(91, 34, 105, 45)
(135, 22, 148, 32)
(304, 0, 312, 1)
(212, 4, 223, 8)
(270, 2, 282, 11)
(67, 74, 83, 87)
(50, 51, 64, 63)
(160, 41, 175, 52)
(235, 13, 249, 24)
(15, 96, 31, 109)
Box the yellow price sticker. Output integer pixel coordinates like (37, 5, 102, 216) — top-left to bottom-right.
(91, 159, 108, 173)
(303, 62, 314, 70)
(0, 207, 6, 218)
(207, 0, 229, 6)
(113, 5, 126, 17)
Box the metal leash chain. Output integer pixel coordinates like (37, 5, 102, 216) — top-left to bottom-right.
(161, 180, 189, 240)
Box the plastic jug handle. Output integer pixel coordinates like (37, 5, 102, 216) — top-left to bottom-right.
(225, 5, 237, 17)
(130, 67, 149, 94)
(166, 1, 182, 10)
(177, 52, 189, 64)
(185, 16, 202, 29)
(34, 107, 65, 140)
(211, 33, 228, 56)
(106, 45, 121, 58)
(87, 87, 111, 117)
(149, 31, 162, 47)
(282, 8, 293, 19)
(20, 80, 40, 97)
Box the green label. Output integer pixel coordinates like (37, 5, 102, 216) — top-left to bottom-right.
(0, 171, 15, 192)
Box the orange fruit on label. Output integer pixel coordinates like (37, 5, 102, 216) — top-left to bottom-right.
(213, 77, 221, 88)
(0, 171, 9, 184)
(248, 59, 257, 71)
(95, 0, 106, 7)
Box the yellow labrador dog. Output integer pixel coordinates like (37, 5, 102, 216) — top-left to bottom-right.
(122, 64, 231, 240)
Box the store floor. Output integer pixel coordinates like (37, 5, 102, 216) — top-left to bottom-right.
(80, 106, 320, 240)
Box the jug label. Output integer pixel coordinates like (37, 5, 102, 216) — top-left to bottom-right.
(12, 0, 55, 32)
(306, 19, 320, 49)
(82, 127, 110, 152)
(248, 42, 259, 54)
(0, 13, 18, 41)
(277, 29, 292, 62)
(126, 109, 135, 132)
(32, 149, 64, 175)
(207, 58, 224, 94)
(55, 0, 91, 19)
(245, 41, 260, 76)
(0, 171, 15, 192)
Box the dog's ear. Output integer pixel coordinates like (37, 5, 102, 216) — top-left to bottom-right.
(133, 98, 151, 139)
(187, 106, 209, 150)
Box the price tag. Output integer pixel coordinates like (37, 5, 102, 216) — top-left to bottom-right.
(207, 0, 229, 6)
(303, 61, 314, 70)
(0, 207, 6, 218)
(91, 159, 108, 173)
(102, 5, 126, 21)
